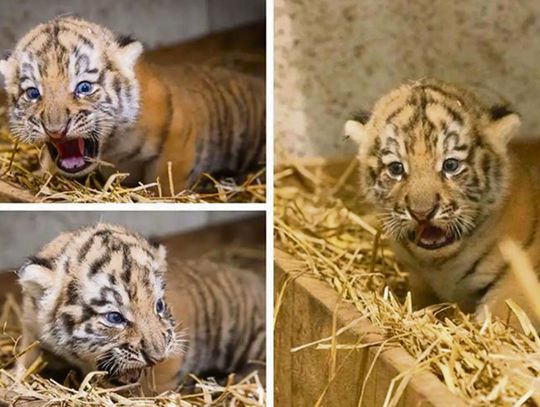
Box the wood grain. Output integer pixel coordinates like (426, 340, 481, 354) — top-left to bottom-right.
(274, 249, 467, 407)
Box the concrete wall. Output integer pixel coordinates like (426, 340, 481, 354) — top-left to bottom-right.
(0, 211, 259, 269)
(275, 0, 540, 158)
(0, 0, 265, 51)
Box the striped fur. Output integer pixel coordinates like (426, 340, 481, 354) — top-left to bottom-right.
(345, 79, 540, 328)
(17, 224, 265, 389)
(0, 17, 265, 193)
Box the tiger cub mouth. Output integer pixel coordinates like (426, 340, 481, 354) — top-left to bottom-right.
(46, 138, 99, 174)
(108, 367, 143, 386)
(408, 222, 456, 250)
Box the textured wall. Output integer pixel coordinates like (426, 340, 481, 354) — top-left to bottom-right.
(275, 0, 540, 158)
(0, 211, 258, 269)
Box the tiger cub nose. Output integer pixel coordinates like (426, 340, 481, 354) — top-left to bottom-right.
(408, 205, 438, 221)
(44, 124, 67, 141)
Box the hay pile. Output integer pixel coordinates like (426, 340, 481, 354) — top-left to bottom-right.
(275, 158, 540, 406)
(0, 295, 266, 406)
(0, 108, 265, 203)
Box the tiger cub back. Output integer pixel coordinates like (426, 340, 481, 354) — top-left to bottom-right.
(152, 64, 266, 188)
(158, 259, 265, 388)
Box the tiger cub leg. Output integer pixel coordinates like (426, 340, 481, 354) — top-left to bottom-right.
(143, 354, 184, 394)
(408, 270, 441, 310)
(476, 271, 540, 331)
(152, 125, 198, 195)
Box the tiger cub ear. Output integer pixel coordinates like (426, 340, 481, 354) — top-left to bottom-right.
(113, 34, 143, 77)
(18, 257, 55, 301)
(485, 105, 521, 145)
(0, 54, 16, 82)
(344, 110, 370, 145)
(150, 242, 168, 274)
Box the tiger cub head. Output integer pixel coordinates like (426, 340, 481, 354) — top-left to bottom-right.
(0, 17, 143, 177)
(18, 224, 183, 385)
(345, 79, 521, 258)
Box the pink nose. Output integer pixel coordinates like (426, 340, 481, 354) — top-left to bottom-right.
(44, 125, 67, 141)
(408, 206, 438, 221)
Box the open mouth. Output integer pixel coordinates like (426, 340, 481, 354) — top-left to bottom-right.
(109, 368, 143, 385)
(408, 223, 456, 250)
(46, 138, 99, 174)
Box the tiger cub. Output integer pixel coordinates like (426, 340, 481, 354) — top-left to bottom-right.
(345, 79, 540, 328)
(0, 17, 265, 194)
(17, 224, 265, 390)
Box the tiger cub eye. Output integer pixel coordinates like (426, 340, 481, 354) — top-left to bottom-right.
(442, 158, 460, 174)
(388, 161, 405, 177)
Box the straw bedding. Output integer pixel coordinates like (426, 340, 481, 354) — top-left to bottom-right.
(0, 107, 265, 203)
(275, 157, 540, 406)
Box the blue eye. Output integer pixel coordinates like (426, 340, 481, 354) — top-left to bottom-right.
(104, 312, 125, 325)
(156, 299, 165, 315)
(75, 81, 94, 96)
(442, 158, 460, 174)
(25, 87, 40, 100)
(388, 161, 405, 177)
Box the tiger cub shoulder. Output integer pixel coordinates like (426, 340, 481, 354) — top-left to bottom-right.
(0, 17, 265, 193)
(345, 78, 540, 328)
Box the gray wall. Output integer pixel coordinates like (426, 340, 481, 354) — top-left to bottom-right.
(0, 211, 259, 269)
(275, 0, 540, 158)
(0, 0, 265, 86)
(0, 0, 265, 50)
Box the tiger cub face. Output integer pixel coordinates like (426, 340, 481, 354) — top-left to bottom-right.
(345, 79, 521, 259)
(18, 224, 182, 385)
(0, 17, 142, 177)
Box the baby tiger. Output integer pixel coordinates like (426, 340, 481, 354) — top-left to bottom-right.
(17, 224, 265, 390)
(345, 79, 540, 328)
(0, 17, 265, 193)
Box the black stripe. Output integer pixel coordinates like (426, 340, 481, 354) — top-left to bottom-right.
(459, 249, 491, 282)
(61, 313, 76, 335)
(27, 256, 53, 270)
(88, 252, 111, 277)
(156, 85, 173, 156)
(65, 280, 79, 305)
(524, 193, 539, 249)
(121, 244, 132, 284)
(476, 265, 507, 300)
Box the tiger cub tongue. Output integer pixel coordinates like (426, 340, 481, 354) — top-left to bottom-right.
(417, 224, 446, 245)
(55, 139, 86, 170)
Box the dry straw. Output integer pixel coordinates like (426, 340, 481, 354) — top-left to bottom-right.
(0, 108, 265, 203)
(0, 294, 265, 406)
(275, 156, 540, 406)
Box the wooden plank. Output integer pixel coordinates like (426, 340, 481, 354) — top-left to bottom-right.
(274, 249, 467, 407)
(0, 180, 37, 203)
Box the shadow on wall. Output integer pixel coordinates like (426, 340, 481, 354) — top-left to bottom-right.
(275, 0, 540, 158)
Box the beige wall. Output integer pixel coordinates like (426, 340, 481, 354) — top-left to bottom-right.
(276, 0, 540, 158)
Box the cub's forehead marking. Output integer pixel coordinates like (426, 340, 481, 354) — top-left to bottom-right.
(15, 21, 106, 86)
